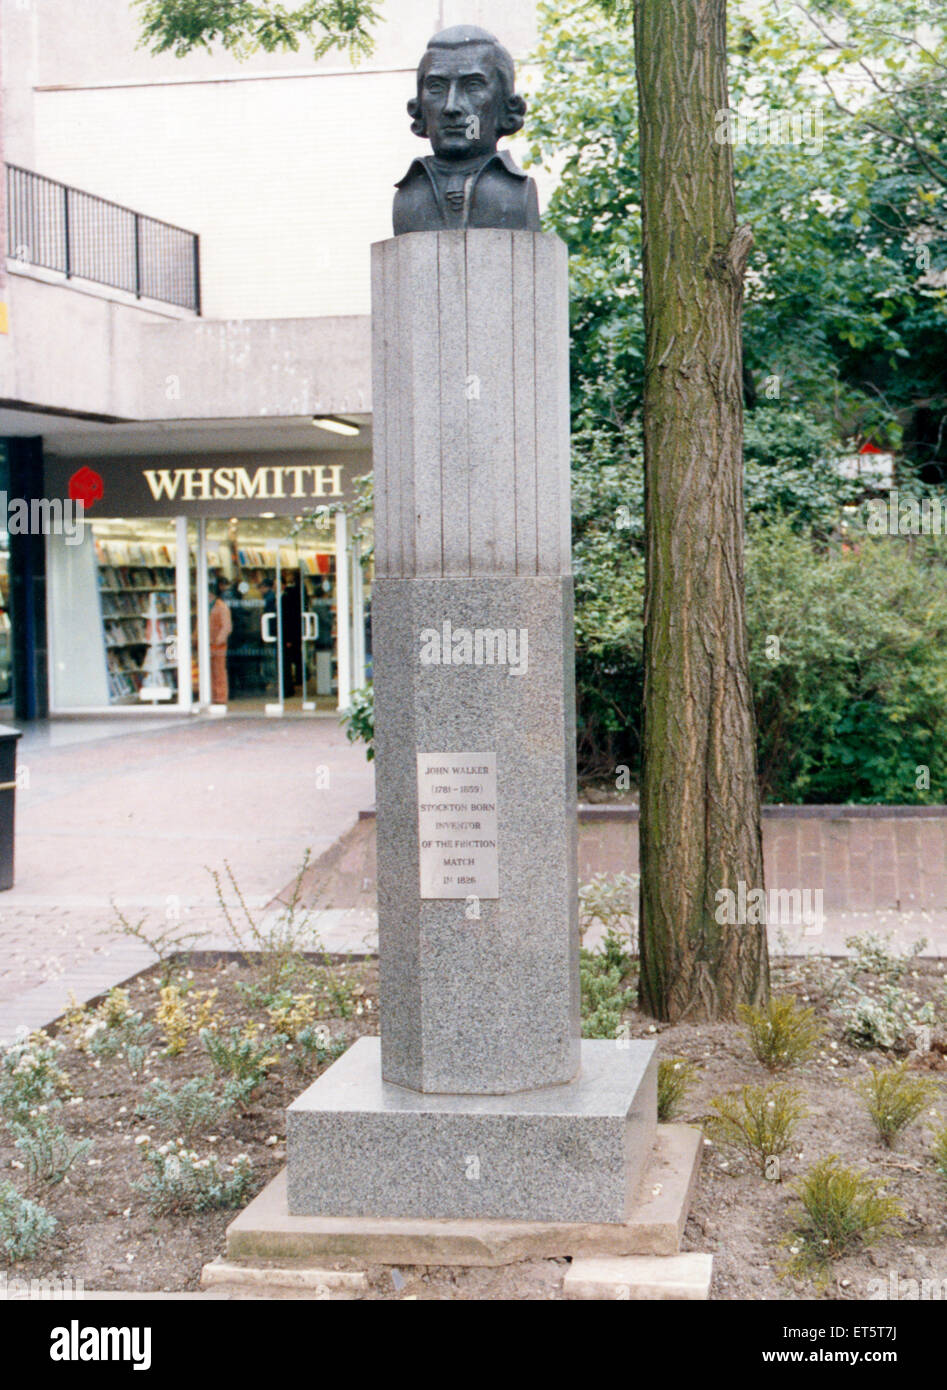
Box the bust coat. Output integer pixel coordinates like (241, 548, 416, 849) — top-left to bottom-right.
(393, 150, 541, 235)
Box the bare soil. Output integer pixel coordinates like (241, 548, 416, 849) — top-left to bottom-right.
(3, 953, 946, 1300)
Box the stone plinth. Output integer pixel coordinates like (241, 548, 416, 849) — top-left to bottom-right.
(287, 1038, 656, 1223)
(282, 229, 659, 1229)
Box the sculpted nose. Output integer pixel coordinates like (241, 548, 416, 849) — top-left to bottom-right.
(444, 79, 463, 114)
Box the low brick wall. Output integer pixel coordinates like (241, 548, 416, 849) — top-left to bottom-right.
(577, 805, 947, 912)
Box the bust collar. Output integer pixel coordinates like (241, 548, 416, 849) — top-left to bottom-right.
(394, 148, 530, 189)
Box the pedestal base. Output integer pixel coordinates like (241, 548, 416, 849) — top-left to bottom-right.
(286, 1037, 657, 1224)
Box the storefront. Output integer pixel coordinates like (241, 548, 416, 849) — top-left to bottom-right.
(42, 453, 372, 715)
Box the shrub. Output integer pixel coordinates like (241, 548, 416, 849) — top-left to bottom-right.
(852, 1063, 941, 1148)
(201, 1024, 282, 1086)
(784, 1155, 903, 1277)
(738, 994, 825, 1072)
(658, 1056, 698, 1122)
(339, 685, 374, 761)
(8, 1114, 91, 1187)
(86, 1011, 154, 1079)
(578, 873, 638, 954)
(579, 949, 635, 1040)
(831, 934, 934, 1050)
(0, 1035, 70, 1124)
(136, 1075, 254, 1138)
(292, 1026, 348, 1070)
(746, 525, 947, 804)
(0, 1181, 57, 1261)
(132, 1141, 254, 1215)
(704, 1082, 808, 1175)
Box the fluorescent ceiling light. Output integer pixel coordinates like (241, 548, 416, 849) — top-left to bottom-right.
(311, 416, 360, 437)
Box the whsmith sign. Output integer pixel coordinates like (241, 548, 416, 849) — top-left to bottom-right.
(44, 454, 367, 519)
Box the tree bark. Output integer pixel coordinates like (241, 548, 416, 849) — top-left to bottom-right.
(634, 0, 769, 1020)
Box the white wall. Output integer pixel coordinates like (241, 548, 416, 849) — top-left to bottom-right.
(3, 0, 545, 319)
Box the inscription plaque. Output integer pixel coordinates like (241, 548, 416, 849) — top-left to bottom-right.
(417, 752, 499, 899)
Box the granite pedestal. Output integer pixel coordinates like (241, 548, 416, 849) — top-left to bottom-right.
(287, 1037, 656, 1223)
(282, 228, 659, 1230)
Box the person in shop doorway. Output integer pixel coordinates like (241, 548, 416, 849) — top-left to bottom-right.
(209, 576, 233, 705)
(280, 572, 302, 697)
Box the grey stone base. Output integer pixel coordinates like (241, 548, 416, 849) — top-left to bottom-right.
(285, 1037, 656, 1224)
(230, 1124, 701, 1267)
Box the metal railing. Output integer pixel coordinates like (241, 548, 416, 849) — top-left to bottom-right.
(6, 164, 201, 313)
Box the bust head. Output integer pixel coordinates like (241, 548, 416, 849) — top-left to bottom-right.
(407, 25, 527, 162)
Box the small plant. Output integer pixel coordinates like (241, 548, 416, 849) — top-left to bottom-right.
(738, 994, 825, 1072)
(132, 1140, 254, 1215)
(658, 1056, 698, 1122)
(157, 985, 190, 1056)
(136, 1075, 254, 1138)
(201, 1024, 282, 1086)
(704, 1082, 808, 1175)
(293, 1025, 348, 1071)
(580, 949, 635, 1040)
(9, 1114, 92, 1188)
(0, 1035, 71, 1124)
(86, 1011, 154, 1079)
(578, 872, 638, 953)
(0, 1180, 57, 1261)
(931, 1120, 947, 1183)
(852, 1062, 941, 1148)
(266, 991, 317, 1040)
(831, 933, 934, 1050)
(340, 684, 374, 761)
(783, 1155, 903, 1279)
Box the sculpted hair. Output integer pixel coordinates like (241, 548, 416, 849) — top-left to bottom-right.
(407, 27, 527, 139)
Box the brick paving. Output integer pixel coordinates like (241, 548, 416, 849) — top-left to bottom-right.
(2, 716, 945, 1043)
(0, 715, 375, 1041)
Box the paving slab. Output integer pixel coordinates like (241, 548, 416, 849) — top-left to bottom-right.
(227, 1123, 702, 1267)
(563, 1252, 713, 1301)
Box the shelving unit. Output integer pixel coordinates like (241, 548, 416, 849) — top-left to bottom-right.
(96, 539, 178, 704)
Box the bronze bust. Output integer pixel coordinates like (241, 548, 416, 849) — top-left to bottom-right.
(393, 25, 541, 235)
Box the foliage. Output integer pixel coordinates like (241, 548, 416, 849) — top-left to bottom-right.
(704, 1082, 809, 1174)
(201, 1024, 282, 1086)
(292, 1026, 348, 1071)
(579, 947, 635, 1040)
(8, 1114, 91, 1188)
(0, 1035, 71, 1125)
(0, 1181, 57, 1261)
(134, 0, 379, 62)
(738, 994, 825, 1072)
(85, 1009, 154, 1080)
(852, 1062, 941, 1148)
(578, 872, 638, 950)
(783, 1155, 904, 1278)
(136, 1075, 255, 1137)
(829, 933, 935, 1048)
(340, 685, 375, 762)
(156, 984, 221, 1056)
(657, 1056, 698, 1123)
(746, 525, 947, 803)
(932, 1120, 947, 1183)
(132, 1139, 254, 1215)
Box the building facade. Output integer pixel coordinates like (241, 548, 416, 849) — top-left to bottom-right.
(0, 0, 542, 718)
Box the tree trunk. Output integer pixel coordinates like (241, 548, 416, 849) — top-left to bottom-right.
(634, 0, 768, 1021)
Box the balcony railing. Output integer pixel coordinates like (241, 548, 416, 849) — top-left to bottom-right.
(6, 164, 201, 313)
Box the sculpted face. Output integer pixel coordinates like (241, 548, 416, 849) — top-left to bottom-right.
(420, 45, 502, 160)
